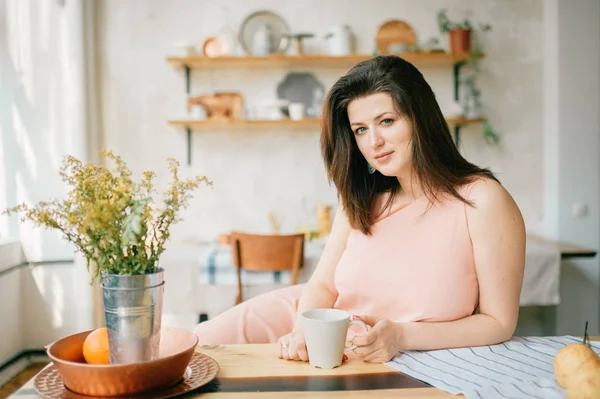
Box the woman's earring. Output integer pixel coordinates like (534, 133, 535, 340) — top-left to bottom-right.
(367, 163, 376, 174)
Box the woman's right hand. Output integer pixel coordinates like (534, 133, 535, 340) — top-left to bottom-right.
(277, 330, 308, 361)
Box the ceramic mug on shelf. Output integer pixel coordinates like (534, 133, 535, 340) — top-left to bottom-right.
(173, 43, 196, 57)
(288, 103, 306, 120)
(301, 309, 367, 369)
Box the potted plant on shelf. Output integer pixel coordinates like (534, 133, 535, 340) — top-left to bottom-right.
(436, 9, 491, 55)
(3, 150, 211, 364)
(437, 9, 499, 145)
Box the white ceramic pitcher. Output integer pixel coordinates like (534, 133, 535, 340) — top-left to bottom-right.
(324, 25, 352, 56)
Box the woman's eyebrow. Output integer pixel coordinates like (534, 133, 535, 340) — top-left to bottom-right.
(350, 111, 396, 126)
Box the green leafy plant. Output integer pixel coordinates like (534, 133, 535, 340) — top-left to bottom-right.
(3, 150, 212, 282)
(437, 9, 498, 145)
(483, 122, 499, 145)
(437, 9, 491, 34)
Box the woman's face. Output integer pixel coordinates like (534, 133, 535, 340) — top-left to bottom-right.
(347, 92, 413, 178)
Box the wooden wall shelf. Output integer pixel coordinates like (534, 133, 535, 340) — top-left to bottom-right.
(166, 52, 478, 69)
(445, 116, 487, 127)
(168, 117, 485, 131)
(167, 52, 486, 164)
(169, 119, 319, 130)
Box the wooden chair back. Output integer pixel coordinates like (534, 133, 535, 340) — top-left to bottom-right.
(230, 232, 304, 305)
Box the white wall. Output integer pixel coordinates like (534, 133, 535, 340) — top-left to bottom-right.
(0, 240, 24, 367)
(545, 0, 600, 335)
(21, 260, 94, 350)
(0, 241, 93, 364)
(96, 0, 545, 243)
(0, 0, 95, 359)
(0, 0, 89, 260)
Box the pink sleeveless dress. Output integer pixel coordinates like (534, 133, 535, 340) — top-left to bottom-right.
(194, 186, 479, 344)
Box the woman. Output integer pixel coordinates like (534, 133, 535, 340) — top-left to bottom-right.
(193, 55, 526, 364)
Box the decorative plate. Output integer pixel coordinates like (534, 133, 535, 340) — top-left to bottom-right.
(238, 10, 290, 55)
(33, 352, 219, 399)
(276, 72, 325, 118)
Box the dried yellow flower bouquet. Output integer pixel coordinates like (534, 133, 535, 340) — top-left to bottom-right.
(3, 150, 211, 283)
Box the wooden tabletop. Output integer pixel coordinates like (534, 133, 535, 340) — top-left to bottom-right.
(13, 339, 600, 398)
(194, 339, 600, 399)
(528, 235, 597, 258)
(10, 344, 449, 398)
(193, 344, 448, 398)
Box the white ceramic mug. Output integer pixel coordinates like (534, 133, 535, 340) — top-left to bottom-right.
(288, 103, 305, 120)
(301, 309, 368, 369)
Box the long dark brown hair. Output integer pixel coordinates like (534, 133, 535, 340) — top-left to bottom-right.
(320, 55, 497, 235)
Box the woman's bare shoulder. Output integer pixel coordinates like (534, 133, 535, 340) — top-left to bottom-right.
(464, 176, 513, 208)
(464, 176, 525, 237)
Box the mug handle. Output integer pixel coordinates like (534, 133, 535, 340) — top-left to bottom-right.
(344, 320, 368, 352)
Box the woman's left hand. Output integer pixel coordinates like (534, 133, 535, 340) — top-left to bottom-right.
(350, 315, 403, 363)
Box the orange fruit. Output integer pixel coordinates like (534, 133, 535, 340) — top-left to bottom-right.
(82, 327, 110, 364)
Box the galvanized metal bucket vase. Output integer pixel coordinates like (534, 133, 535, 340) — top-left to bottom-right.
(100, 268, 164, 364)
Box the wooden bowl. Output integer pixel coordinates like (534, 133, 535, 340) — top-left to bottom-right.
(46, 326, 199, 397)
(376, 20, 417, 54)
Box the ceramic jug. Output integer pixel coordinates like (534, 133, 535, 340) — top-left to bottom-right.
(324, 25, 352, 56)
(253, 23, 273, 56)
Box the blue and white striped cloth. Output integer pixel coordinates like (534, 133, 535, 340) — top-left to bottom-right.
(386, 336, 600, 399)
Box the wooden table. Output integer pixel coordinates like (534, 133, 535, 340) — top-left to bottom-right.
(192, 344, 449, 398)
(9, 344, 448, 398)
(11, 339, 600, 398)
(528, 235, 597, 259)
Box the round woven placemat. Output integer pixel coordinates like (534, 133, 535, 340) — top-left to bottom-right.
(34, 352, 219, 399)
